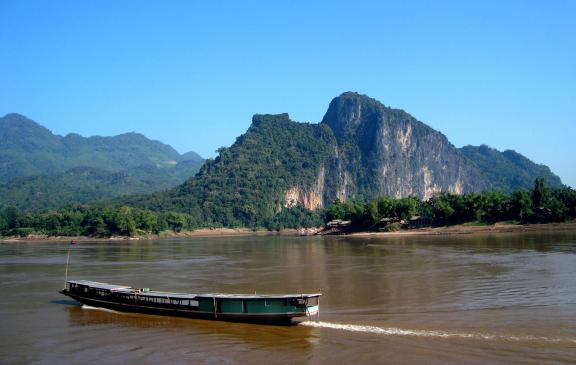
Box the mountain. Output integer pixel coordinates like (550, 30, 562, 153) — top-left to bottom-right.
(460, 144, 562, 191)
(179, 151, 205, 164)
(122, 113, 336, 227)
(121, 92, 563, 228)
(321, 92, 490, 200)
(0, 113, 199, 182)
(0, 163, 203, 211)
(0, 113, 204, 210)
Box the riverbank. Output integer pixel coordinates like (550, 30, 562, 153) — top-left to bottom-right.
(1, 221, 575, 242)
(0, 227, 312, 242)
(0, 228, 264, 242)
(347, 220, 576, 237)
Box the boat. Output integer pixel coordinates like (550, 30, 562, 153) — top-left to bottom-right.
(60, 280, 321, 324)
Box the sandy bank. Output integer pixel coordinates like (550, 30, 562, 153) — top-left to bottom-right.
(1, 222, 574, 243)
(0, 227, 307, 243)
(347, 221, 576, 237)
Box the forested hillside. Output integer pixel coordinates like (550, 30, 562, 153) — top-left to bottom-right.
(460, 145, 563, 192)
(0, 113, 204, 209)
(120, 93, 564, 228)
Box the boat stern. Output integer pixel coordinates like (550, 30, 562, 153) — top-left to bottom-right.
(305, 304, 319, 316)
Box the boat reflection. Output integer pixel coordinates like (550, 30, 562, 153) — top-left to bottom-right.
(64, 303, 318, 350)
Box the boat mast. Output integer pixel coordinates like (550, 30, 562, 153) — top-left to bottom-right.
(63, 240, 77, 289)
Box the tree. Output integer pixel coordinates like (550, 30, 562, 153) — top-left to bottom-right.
(0, 214, 6, 233)
(431, 194, 455, 223)
(509, 190, 533, 222)
(366, 201, 379, 225)
(115, 206, 137, 236)
(376, 196, 395, 218)
(325, 199, 347, 221)
(165, 212, 187, 232)
(484, 192, 507, 222)
(532, 178, 546, 208)
(394, 197, 418, 220)
(137, 209, 158, 233)
(3, 206, 19, 230)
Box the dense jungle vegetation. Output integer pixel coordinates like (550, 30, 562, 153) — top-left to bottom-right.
(1, 179, 574, 238)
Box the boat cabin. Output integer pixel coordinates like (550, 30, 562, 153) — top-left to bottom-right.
(63, 280, 320, 323)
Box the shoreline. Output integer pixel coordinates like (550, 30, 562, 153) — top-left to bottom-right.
(0, 227, 304, 243)
(1, 221, 575, 243)
(345, 220, 576, 237)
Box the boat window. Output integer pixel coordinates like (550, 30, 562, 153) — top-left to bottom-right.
(288, 298, 308, 307)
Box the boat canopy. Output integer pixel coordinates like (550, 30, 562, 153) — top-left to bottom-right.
(67, 280, 322, 300)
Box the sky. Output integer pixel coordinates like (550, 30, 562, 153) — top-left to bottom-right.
(1, 1, 575, 187)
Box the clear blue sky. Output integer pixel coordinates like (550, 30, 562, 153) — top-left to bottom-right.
(1, 1, 574, 187)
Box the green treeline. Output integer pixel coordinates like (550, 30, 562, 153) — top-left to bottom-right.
(326, 179, 576, 228)
(0, 205, 196, 238)
(0, 179, 574, 238)
(118, 113, 336, 229)
(0, 204, 323, 237)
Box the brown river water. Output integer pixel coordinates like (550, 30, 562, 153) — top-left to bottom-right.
(1, 232, 575, 364)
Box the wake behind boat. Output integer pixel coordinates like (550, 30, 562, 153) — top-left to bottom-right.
(60, 280, 321, 324)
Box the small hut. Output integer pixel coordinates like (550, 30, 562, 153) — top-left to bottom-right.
(408, 216, 432, 229)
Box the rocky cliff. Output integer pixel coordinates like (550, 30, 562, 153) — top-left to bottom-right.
(320, 92, 490, 202)
(124, 92, 563, 227)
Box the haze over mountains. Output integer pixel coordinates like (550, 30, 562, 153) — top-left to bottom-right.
(0, 113, 204, 210)
(0, 93, 562, 218)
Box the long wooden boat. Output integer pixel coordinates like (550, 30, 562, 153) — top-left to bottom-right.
(60, 280, 321, 324)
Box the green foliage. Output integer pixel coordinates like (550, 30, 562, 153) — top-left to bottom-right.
(0, 205, 200, 238)
(324, 196, 419, 227)
(0, 164, 203, 211)
(322, 181, 576, 228)
(1, 177, 574, 238)
(122, 113, 336, 228)
(0, 113, 204, 211)
(267, 205, 324, 230)
(0, 113, 200, 182)
(325, 199, 348, 221)
(384, 222, 401, 232)
(508, 190, 533, 221)
(460, 145, 563, 192)
(395, 197, 418, 221)
(532, 178, 546, 207)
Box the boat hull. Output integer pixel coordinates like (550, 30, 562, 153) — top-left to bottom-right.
(62, 290, 315, 325)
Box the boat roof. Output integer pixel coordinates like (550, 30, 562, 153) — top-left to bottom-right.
(67, 280, 322, 299)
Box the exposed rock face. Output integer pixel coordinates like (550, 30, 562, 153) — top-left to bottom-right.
(284, 166, 325, 210)
(136, 92, 563, 228)
(320, 92, 490, 201)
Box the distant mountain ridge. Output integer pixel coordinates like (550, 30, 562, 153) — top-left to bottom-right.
(1, 94, 564, 221)
(121, 92, 562, 228)
(460, 144, 562, 191)
(0, 113, 204, 210)
(0, 113, 198, 181)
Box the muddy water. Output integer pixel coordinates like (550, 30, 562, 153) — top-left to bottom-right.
(1, 232, 575, 364)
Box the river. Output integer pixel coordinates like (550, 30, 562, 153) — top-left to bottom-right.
(1, 231, 575, 364)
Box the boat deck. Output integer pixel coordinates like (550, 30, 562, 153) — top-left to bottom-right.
(67, 280, 322, 300)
